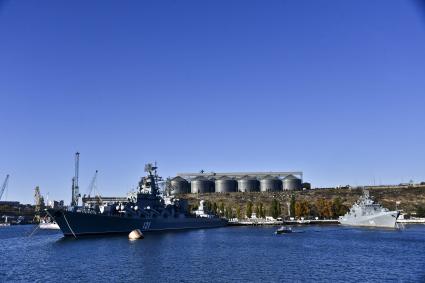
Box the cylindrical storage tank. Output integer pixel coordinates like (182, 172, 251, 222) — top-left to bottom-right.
(191, 176, 215, 193)
(170, 176, 190, 195)
(215, 176, 237, 193)
(282, 175, 302, 191)
(237, 176, 260, 192)
(260, 175, 282, 192)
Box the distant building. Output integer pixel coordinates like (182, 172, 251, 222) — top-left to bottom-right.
(0, 201, 20, 207)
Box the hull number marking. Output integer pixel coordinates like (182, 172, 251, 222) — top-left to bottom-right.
(142, 222, 151, 230)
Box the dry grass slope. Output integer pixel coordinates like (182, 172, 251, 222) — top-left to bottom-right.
(178, 185, 425, 218)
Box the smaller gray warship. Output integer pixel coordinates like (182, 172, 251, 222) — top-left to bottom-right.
(339, 190, 399, 228)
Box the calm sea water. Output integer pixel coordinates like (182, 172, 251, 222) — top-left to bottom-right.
(0, 225, 424, 282)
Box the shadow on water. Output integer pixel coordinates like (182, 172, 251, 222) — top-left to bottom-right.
(53, 227, 226, 245)
(49, 224, 421, 245)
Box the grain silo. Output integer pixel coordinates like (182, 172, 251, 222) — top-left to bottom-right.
(215, 176, 237, 193)
(260, 175, 282, 192)
(170, 176, 190, 195)
(191, 176, 215, 193)
(237, 176, 260, 192)
(282, 175, 302, 190)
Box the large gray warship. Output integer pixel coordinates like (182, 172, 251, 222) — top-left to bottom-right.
(339, 190, 399, 228)
(48, 164, 227, 237)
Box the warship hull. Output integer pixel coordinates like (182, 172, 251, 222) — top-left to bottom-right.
(48, 209, 227, 237)
(339, 210, 399, 228)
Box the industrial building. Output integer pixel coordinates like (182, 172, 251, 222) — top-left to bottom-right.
(170, 171, 304, 195)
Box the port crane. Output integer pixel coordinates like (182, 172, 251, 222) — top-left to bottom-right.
(71, 152, 80, 206)
(87, 170, 103, 205)
(86, 170, 99, 198)
(0, 174, 10, 201)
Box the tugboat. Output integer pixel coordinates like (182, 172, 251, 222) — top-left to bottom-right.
(339, 190, 399, 228)
(48, 164, 227, 237)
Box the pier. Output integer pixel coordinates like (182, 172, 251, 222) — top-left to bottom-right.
(229, 218, 425, 226)
(228, 218, 283, 226)
(397, 218, 425, 224)
(228, 218, 340, 226)
(283, 219, 340, 225)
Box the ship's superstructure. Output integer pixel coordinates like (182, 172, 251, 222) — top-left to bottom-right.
(339, 190, 399, 228)
(48, 163, 227, 237)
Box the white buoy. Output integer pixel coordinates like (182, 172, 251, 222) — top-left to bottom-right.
(128, 229, 144, 240)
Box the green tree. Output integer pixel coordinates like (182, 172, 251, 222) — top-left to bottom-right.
(277, 202, 281, 216)
(246, 202, 253, 218)
(332, 197, 348, 217)
(203, 201, 211, 213)
(225, 206, 233, 219)
(236, 206, 242, 219)
(255, 204, 260, 217)
(190, 204, 199, 211)
(270, 199, 279, 219)
(219, 202, 225, 216)
(212, 202, 218, 214)
(259, 203, 265, 218)
(290, 194, 296, 217)
(416, 205, 425, 217)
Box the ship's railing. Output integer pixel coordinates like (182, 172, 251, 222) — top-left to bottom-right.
(75, 208, 98, 214)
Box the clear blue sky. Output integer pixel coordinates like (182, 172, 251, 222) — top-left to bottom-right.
(1, 0, 424, 204)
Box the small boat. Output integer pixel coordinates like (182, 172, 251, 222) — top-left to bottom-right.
(275, 226, 292, 234)
(39, 222, 60, 229)
(39, 218, 60, 230)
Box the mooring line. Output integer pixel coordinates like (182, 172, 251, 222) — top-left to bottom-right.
(63, 213, 77, 239)
(28, 224, 40, 237)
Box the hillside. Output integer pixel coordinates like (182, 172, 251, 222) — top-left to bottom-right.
(179, 185, 425, 218)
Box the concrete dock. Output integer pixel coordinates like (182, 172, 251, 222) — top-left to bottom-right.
(228, 218, 340, 226)
(228, 217, 425, 226)
(283, 219, 339, 225)
(397, 218, 425, 224)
